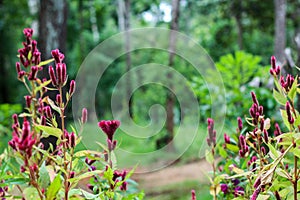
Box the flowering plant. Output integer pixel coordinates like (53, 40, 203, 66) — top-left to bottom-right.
(202, 56, 300, 200)
(0, 28, 143, 200)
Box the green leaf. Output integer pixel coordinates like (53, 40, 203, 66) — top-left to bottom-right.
(38, 58, 55, 66)
(275, 168, 290, 179)
(273, 89, 286, 105)
(291, 148, 300, 159)
(103, 166, 114, 184)
(81, 189, 99, 199)
(205, 149, 214, 164)
(35, 125, 62, 138)
(288, 77, 298, 101)
(218, 145, 227, 158)
(225, 143, 239, 153)
(24, 187, 40, 199)
(74, 150, 102, 158)
(266, 143, 279, 160)
(69, 170, 103, 184)
(46, 173, 62, 200)
(39, 162, 50, 189)
(44, 96, 61, 115)
(34, 80, 52, 94)
(280, 109, 291, 130)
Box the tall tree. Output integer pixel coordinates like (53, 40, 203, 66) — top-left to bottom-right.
(38, 0, 68, 147)
(166, 0, 180, 151)
(274, 0, 286, 66)
(117, 0, 133, 117)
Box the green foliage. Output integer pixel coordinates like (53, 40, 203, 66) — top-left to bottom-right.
(205, 56, 300, 199)
(0, 103, 22, 133)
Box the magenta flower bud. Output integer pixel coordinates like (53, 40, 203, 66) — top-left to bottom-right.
(41, 116, 46, 125)
(18, 71, 26, 80)
(251, 188, 261, 200)
(89, 166, 96, 171)
(261, 146, 266, 155)
(49, 66, 57, 86)
(33, 51, 41, 65)
(237, 117, 243, 131)
(270, 69, 275, 76)
(51, 49, 65, 63)
(239, 135, 246, 148)
(56, 63, 62, 85)
(62, 63, 66, 84)
(70, 132, 76, 148)
(276, 66, 280, 75)
(28, 66, 38, 80)
(252, 156, 257, 162)
(69, 80, 76, 96)
(44, 106, 52, 118)
(98, 120, 121, 141)
(286, 102, 294, 124)
(16, 62, 21, 74)
(25, 95, 31, 108)
(191, 189, 196, 200)
(258, 106, 263, 115)
(81, 108, 88, 124)
(20, 165, 26, 173)
(251, 91, 259, 105)
(69, 171, 75, 178)
(120, 181, 128, 191)
(220, 184, 229, 194)
(23, 28, 33, 38)
(87, 184, 94, 191)
(253, 177, 261, 189)
(12, 114, 19, 126)
(224, 133, 230, 144)
(271, 56, 276, 69)
(56, 94, 61, 104)
(8, 140, 16, 150)
(274, 123, 281, 136)
(260, 118, 264, 131)
(263, 129, 269, 143)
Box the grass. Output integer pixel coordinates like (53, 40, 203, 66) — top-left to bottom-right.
(143, 180, 211, 200)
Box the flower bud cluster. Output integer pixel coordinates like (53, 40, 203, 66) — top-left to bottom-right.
(206, 118, 216, 147)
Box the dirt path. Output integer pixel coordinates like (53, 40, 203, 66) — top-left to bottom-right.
(132, 159, 211, 189)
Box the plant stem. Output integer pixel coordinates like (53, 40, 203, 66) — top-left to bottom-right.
(294, 155, 298, 200)
(59, 87, 69, 200)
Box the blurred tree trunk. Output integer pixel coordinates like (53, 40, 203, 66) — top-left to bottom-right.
(274, 0, 286, 66)
(38, 0, 67, 148)
(233, 1, 243, 50)
(117, 0, 133, 118)
(166, 0, 180, 151)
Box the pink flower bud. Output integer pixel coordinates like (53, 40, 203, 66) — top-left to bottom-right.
(56, 94, 61, 104)
(69, 80, 76, 96)
(98, 120, 121, 141)
(44, 106, 52, 118)
(237, 117, 243, 131)
(81, 108, 88, 124)
(224, 133, 230, 144)
(28, 66, 38, 80)
(56, 63, 62, 85)
(263, 129, 269, 143)
(49, 66, 57, 86)
(70, 132, 76, 148)
(16, 62, 21, 74)
(271, 56, 276, 69)
(25, 95, 31, 108)
(286, 102, 294, 124)
(251, 91, 259, 105)
(191, 189, 196, 200)
(253, 177, 261, 189)
(261, 146, 266, 155)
